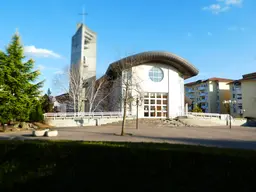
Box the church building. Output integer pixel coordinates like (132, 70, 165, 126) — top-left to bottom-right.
(70, 23, 199, 118)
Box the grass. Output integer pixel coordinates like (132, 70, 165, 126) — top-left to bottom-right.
(0, 140, 255, 191)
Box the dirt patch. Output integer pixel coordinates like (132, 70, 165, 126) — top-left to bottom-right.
(33, 122, 53, 129)
(0, 122, 53, 133)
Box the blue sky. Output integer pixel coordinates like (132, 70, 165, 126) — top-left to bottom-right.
(0, 0, 255, 95)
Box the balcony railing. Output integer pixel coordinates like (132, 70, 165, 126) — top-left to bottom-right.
(199, 92, 207, 97)
(233, 88, 242, 94)
(198, 86, 206, 91)
(188, 89, 195, 93)
(236, 99, 243, 104)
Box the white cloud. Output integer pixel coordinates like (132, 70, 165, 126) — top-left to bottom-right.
(37, 64, 46, 70)
(228, 26, 245, 31)
(24, 45, 61, 58)
(202, 4, 229, 14)
(218, 0, 243, 6)
(54, 70, 64, 74)
(203, 0, 243, 14)
(208, 32, 213, 36)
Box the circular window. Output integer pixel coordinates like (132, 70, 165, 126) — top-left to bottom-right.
(149, 67, 164, 82)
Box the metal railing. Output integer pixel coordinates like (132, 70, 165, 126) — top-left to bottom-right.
(187, 112, 223, 119)
(44, 111, 133, 119)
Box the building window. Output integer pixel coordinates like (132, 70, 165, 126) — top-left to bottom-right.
(149, 67, 164, 82)
(143, 92, 168, 118)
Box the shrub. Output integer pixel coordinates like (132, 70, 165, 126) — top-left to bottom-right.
(192, 104, 203, 113)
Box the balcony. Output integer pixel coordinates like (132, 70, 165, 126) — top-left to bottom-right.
(199, 99, 207, 103)
(236, 99, 243, 104)
(199, 92, 207, 97)
(201, 105, 208, 109)
(188, 89, 195, 93)
(198, 86, 206, 91)
(188, 95, 195, 99)
(233, 88, 242, 94)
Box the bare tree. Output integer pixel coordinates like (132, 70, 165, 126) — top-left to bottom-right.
(84, 75, 114, 113)
(107, 55, 144, 136)
(53, 65, 83, 114)
(53, 65, 112, 114)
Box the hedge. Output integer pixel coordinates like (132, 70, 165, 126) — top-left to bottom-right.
(0, 140, 255, 191)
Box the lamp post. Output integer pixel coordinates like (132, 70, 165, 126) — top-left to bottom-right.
(132, 96, 143, 130)
(222, 100, 237, 129)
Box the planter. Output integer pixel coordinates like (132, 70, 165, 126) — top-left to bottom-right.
(45, 130, 58, 137)
(32, 129, 49, 137)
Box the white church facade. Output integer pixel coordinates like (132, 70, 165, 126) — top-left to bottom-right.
(101, 51, 199, 118)
(69, 23, 199, 118)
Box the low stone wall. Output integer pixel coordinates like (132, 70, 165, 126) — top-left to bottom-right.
(45, 117, 135, 127)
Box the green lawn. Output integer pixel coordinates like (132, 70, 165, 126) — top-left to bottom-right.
(0, 140, 255, 191)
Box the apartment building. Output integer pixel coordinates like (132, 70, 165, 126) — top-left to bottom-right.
(229, 72, 256, 119)
(185, 78, 233, 113)
(228, 81, 243, 117)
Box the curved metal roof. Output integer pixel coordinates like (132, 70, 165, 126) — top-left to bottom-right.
(106, 51, 199, 79)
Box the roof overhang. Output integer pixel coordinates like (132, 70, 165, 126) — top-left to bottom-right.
(105, 51, 199, 79)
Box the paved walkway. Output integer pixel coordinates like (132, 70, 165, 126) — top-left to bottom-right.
(1, 125, 256, 150)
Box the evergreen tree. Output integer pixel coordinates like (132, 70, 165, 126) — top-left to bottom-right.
(29, 101, 44, 122)
(41, 94, 54, 113)
(0, 33, 44, 127)
(192, 104, 203, 113)
(47, 88, 52, 96)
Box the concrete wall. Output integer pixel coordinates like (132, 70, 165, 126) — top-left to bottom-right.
(242, 81, 256, 118)
(81, 25, 97, 78)
(46, 117, 134, 127)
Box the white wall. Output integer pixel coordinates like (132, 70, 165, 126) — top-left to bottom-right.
(129, 63, 184, 118)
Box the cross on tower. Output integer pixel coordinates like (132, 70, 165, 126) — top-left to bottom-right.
(79, 7, 88, 25)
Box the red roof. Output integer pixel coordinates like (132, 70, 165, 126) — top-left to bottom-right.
(185, 77, 233, 86)
(207, 77, 234, 82)
(242, 72, 256, 80)
(228, 72, 256, 84)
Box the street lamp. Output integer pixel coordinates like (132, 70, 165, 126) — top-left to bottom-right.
(222, 100, 237, 129)
(132, 96, 143, 130)
(240, 109, 246, 118)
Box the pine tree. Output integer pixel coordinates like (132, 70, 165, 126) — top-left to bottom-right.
(47, 88, 52, 96)
(192, 104, 203, 113)
(41, 94, 54, 113)
(29, 101, 44, 122)
(0, 33, 44, 128)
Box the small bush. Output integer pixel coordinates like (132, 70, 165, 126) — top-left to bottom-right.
(192, 104, 203, 113)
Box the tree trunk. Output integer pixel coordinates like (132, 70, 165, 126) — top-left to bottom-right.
(121, 99, 127, 136)
(2, 123, 6, 132)
(121, 87, 129, 136)
(73, 99, 76, 116)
